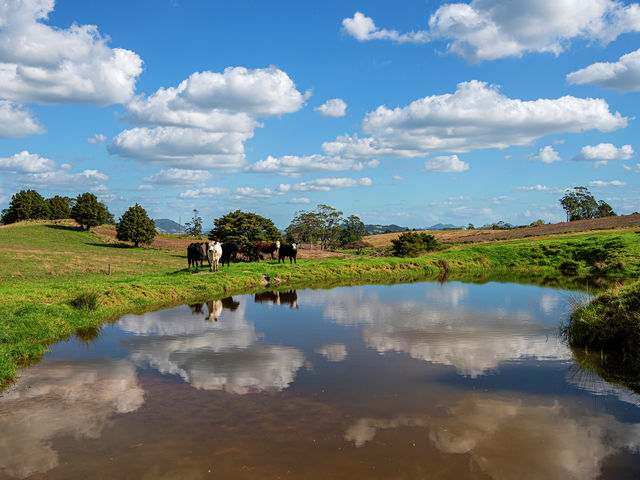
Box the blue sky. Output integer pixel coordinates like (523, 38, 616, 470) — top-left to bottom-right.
(1, 0, 639, 229)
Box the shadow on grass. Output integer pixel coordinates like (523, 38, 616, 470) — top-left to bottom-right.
(86, 242, 134, 249)
(44, 224, 82, 232)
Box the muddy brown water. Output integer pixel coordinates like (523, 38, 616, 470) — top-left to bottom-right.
(2, 282, 640, 479)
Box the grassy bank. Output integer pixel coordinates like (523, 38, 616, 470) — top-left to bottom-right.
(565, 281, 640, 360)
(2, 220, 640, 386)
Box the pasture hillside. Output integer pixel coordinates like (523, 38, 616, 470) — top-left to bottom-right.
(2, 218, 640, 387)
(363, 213, 640, 247)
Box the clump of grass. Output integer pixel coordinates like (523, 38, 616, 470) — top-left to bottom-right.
(563, 281, 640, 360)
(69, 291, 101, 311)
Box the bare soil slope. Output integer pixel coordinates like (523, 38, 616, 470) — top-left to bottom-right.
(363, 214, 640, 248)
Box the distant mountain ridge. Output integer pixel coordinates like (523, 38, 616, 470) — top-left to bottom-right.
(365, 224, 408, 234)
(426, 223, 465, 230)
(154, 218, 182, 234)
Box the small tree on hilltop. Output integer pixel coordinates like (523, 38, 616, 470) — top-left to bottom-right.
(71, 192, 107, 231)
(559, 186, 616, 221)
(116, 204, 156, 247)
(1, 189, 50, 224)
(209, 210, 282, 258)
(46, 195, 73, 220)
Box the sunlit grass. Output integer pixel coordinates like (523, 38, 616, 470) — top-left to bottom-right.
(2, 219, 640, 387)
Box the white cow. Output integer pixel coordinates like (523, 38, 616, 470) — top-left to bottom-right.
(207, 241, 223, 272)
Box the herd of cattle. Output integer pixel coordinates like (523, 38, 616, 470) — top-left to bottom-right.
(187, 240, 297, 272)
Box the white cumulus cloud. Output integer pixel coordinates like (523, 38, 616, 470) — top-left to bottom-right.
(87, 133, 107, 145)
(245, 154, 379, 177)
(588, 179, 626, 187)
(529, 145, 562, 163)
(112, 66, 308, 169)
(0, 100, 44, 138)
(0, 151, 56, 172)
(314, 98, 347, 117)
(574, 143, 634, 165)
(108, 127, 250, 170)
(0, 0, 142, 105)
(342, 12, 430, 43)
(323, 81, 626, 160)
(178, 187, 229, 199)
(290, 177, 373, 192)
(143, 168, 212, 187)
(514, 184, 550, 192)
(344, 1, 640, 62)
(424, 155, 469, 172)
(567, 48, 640, 92)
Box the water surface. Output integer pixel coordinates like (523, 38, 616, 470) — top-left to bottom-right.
(2, 281, 640, 479)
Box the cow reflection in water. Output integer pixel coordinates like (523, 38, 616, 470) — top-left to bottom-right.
(254, 290, 298, 308)
(188, 296, 241, 322)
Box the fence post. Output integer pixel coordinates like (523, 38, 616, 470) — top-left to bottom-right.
(108, 264, 111, 276)
(141, 264, 144, 275)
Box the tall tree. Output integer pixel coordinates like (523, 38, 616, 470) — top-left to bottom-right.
(286, 210, 322, 246)
(315, 204, 343, 249)
(116, 204, 156, 247)
(185, 208, 203, 236)
(339, 215, 366, 246)
(71, 192, 107, 231)
(46, 195, 73, 220)
(1, 189, 50, 224)
(209, 210, 281, 258)
(560, 187, 615, 221)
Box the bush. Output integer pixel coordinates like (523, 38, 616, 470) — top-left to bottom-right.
(391, 232, 439, 257)
(69, 291, 100, 311)
(71, 192, 106, 231)
(559, 260, 579, 275)
(1, 189, 50, 224)
(116, 204, 156, 247)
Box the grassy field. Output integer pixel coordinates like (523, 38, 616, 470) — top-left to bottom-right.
(2, 219, 640, 386)
(363, 213, 640, 246)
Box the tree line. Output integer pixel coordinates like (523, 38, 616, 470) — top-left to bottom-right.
(1, 190, 368, 255)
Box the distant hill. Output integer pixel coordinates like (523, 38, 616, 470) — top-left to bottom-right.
(427, 223, 465, 230)
(365, 224, 408, 235)
(154, 218, 182, 234)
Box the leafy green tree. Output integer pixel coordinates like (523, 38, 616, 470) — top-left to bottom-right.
(597, 200, 616, 218)
(339, 215, 367, 247)
(1, 189, 50, 224)
(316, 204, 343, 249)
(185, 208, 203, 236)
(71, 192, 107, 231)
(560, 187, 597, 221)
(209, 210, 282, 258)
(46, 195, 73, 219)
(116, 204, 156, 247)
(286, 210, 322, 246)
(391, 232, 439, 257)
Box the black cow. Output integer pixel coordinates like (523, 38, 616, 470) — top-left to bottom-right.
(220, 242, 239, 267)
(187, 242, 209, 271)
(278, 243, 297, 264)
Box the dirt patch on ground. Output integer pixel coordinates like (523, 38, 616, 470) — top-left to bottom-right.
(363, 213, 640, 247)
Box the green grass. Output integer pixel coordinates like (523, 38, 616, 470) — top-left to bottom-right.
(564, 281, 640, 358)
(2, 220, 640, 387)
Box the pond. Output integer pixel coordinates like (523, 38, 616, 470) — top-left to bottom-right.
(2, 281, 640, 479)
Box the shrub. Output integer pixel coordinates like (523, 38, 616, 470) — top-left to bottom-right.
(69, 291, 100, 311)
(559, 260, 579, 275)
(71, 192, 106, 231)
(116, 204, 156, 247)
(391, 232, 439, 257)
